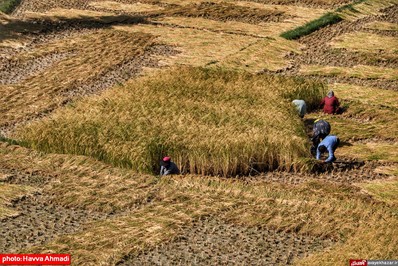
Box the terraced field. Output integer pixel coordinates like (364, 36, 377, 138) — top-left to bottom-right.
(0, 0, 397, 265)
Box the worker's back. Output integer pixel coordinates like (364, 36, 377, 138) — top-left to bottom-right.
(321, 96, 339, 114)
(292, 99, 307, 118)
(160, 161, 180, 176)
(319, 135, 338, 148)
(313, 120, 331, 137)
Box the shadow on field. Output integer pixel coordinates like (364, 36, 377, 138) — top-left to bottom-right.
(0, 13, 148, 43)
(339, 141, 352, 147)
(303, 118, 316, 136)
(313, 158, 365, 173)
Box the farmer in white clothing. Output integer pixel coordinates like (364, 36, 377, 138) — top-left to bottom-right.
(292, 99, 307, 118)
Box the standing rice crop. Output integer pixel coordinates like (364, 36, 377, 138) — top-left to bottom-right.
(17, 67, 325, 176)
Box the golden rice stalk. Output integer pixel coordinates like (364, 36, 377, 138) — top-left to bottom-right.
(17, 67, 325, 176)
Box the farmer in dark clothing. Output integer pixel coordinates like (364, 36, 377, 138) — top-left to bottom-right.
(320, 90, 340, 114)
(160, 156, 180, 176)
(316, 135, 340, 163)
(311, 119, 331, 156)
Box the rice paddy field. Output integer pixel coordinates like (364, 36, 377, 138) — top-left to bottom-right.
(0, 0, 397, 265)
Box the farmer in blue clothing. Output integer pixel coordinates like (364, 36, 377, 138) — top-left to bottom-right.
(316, 135, 340, 163)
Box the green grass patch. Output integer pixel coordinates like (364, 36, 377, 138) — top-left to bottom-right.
(280, 0, 367, 40)
(280, 12, 342, 40)
(16, 67, 325, 176)
(0, 134, 20, 145)
(0, 0, 21, 14)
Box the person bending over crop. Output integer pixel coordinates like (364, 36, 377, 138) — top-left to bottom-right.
(311, 119, 331, 156)
(316, 135, 340, 163)
(160, 156, 180, 176)
(320, 90, 340, 114)
(292, 99, 307, 118)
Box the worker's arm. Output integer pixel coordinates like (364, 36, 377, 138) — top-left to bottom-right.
(319, 98, 325, 108)
(325, 145, 335, 163)
(316, 147, 321, 160)
(160, 166, 165, 176)
(162, 169, 172, 175)
(335, 98, 340, 107)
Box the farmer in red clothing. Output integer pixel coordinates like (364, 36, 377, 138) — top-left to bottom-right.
(320, 90, 340, 114)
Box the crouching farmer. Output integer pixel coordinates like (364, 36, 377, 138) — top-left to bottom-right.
(316, 135, 340, 163)
(311, 119, 331, 156)
(292, 99, 307, 118)
(160, 156, 180, 176)
(320, 90, 341, 114)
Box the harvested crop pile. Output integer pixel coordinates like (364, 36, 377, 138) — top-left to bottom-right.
(162, 2, 288, 24)
(16, 67, 325, 176)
